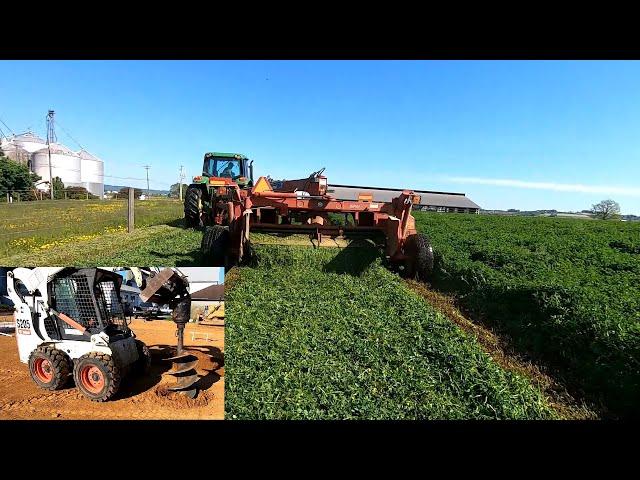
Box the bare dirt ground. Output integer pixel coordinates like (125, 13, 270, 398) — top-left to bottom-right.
(0, 318, 224, 420)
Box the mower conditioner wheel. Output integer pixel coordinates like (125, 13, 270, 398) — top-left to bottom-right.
(414, 233, 435, 281)
(28, 345, 72, 391)
(201, 225, 230, 267)
(403, 233, 434, 281)
(73, 352, 121, 402)
(184, 186, 204, 229)
(133, 339, 152, 374)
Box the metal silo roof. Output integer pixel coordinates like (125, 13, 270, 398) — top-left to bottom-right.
(78, 149, 102, 162)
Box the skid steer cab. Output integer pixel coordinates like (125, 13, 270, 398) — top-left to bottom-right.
(7, 267, 151, 402)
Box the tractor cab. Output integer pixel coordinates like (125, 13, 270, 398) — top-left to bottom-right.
(199, 152, 253, 188)
(184, 152, 254, 228)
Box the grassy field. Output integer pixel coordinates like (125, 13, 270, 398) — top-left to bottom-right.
(0, 198, 183, 259)
(414, 212, 640, 417)
(225, 241, 559, 420)
(0, 224, 202, 266)
(5, 198, 635, 418)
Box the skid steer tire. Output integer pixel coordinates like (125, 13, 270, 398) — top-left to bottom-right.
(28, 345, 72, 391)
(133, 339, 152, 375)
(184, 186, 204, 229)
(403, 233, 434, 282)
(73, 352, 121, 402)
(201, 225, 230, 267)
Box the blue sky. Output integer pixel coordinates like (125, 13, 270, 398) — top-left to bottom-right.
(1, 60, 639, 214)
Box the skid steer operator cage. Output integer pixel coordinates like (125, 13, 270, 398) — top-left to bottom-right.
(47, 268, 130, 335)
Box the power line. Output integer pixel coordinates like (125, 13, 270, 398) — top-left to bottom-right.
(0, 116, 15, 136)
(178, 165, 186, 201)
(142, 165, 151, 196)
(46, 110, 56, 200)
(55, 119, 85, 151)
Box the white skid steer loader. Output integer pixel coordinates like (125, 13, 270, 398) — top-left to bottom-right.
(7, 267, 152, 402)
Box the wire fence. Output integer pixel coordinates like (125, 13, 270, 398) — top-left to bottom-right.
(0, 193, 184, 259)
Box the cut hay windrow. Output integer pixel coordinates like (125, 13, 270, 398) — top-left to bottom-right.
(225, 241, 557, 419)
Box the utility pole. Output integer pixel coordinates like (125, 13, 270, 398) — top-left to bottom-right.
(179, 165, 185, 201)
(143, 165, 151, 197)
(46, 110, 56, 200)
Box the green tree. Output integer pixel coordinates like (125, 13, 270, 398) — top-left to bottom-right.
(591, 199, 621, 220)
(118, 187, 143, 198)
(52, 176, 65, 199)
(169, 182, 189, 198)
(0, 153, 41, 201)
(66, 186, 97, 200)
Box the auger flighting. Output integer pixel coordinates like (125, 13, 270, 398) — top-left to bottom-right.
(138, 268, 200, 398)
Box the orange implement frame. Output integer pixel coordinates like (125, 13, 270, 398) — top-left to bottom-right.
(217, 173, 421, 266)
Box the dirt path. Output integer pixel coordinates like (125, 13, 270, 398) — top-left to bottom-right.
(404, 280, 599, 420)
(0, 319, 224, 420)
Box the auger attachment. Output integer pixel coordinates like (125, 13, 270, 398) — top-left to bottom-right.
(164, 298, 199, 398)
(139, 269, 200, 398)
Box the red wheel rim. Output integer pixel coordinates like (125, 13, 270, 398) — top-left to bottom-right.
(34, 358, 53, 383)
(80, 365, 105, 394)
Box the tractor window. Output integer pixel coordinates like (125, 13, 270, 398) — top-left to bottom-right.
(203, 157, 242, 179)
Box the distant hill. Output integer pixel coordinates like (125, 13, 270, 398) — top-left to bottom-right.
(104, 184, 170, 196)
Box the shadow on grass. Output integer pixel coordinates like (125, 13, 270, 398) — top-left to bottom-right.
(322, 241, 381, 276)
(165, 218, 187, 228)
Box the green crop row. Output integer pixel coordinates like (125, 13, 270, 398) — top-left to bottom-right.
(225, 242, 557, 419)
(414, 212, 640, 417)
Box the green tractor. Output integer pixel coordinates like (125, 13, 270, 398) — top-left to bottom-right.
(183, 152, 254, 228)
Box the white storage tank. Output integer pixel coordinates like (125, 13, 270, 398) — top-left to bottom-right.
(0, 138, 30, 165)
(32, 143, 82, 189)
(78, 149, 104, 198)
(9, 131, 48, 154)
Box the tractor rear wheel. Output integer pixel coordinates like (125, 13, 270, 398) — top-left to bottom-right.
(133, 339, 152, 374)
(184, 186, 204, 229)
(201, 225, 230, 267)
(28, 345, 71, 391)
(404, 233, 434, 281)
(73, 352, 121, 402)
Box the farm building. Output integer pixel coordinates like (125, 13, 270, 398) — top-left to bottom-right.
(177, 267, 225, 321)
(0, 131, 105, 198)
(327, 184, 481, 213)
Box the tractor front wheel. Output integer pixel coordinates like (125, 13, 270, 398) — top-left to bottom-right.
(73, 352, 121, 402)
(184, 186, 204, 229)
(28, 346, 72, 391)
(201, 225, 230, 267)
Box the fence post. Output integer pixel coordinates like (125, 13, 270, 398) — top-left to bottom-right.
(64, 191, 67, 200)
(128, 187, 135, 233)
(86, 191, 89, 200)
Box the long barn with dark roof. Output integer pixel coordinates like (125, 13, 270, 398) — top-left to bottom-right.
(327, 184, 481, 214)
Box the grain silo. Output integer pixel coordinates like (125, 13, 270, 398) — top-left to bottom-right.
(32, 143, 83, 191)
(8, 131, 47, 154)
(0, 132, 46, 166)
(2, 112, 106, 199)
(78, 149, 105, 198)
